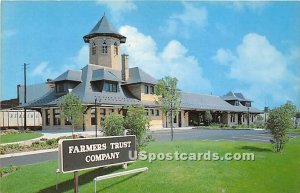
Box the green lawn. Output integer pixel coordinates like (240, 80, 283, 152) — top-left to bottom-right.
(1, 138, 300, 193)
(0, 132, 43, 144)
(289, 128, 300, 133)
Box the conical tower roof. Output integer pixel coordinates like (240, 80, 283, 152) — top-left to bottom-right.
(83, 15, 126, 43)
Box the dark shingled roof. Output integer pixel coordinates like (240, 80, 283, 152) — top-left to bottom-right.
(54, 70, 82, 82)
(21, 65, 261, 113)
(222, 91, 252, 102)
(18, 83, 54, 105)
(69, 65, 140, 105)
(92, 68, 123, 82)
(181, 92, 262, 113)
(83, 15, 126, 43)
(23, 64, 140, 108)
(181, 92, 236, 112)
(124, 67, 157, 85)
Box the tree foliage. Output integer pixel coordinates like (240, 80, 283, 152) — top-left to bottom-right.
(266, 101, 296, 152)
(124, 105, 150, 149)
(204, 111, 213, 126)
(155, 76, 181, 141)
(282, 100, 297, 118)
(103, 113, 124, 136)
(59, 93, 85, 137)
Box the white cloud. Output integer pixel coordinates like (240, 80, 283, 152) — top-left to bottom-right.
(2, 29, 17, 39)
(120, 25, 211, 93)
(30, 45, 89, 81)
(229, 1, 268, 12)
(213, 48, 236, 65)
(96, 0, 137, 19)
(68, 45, 89, 67)
(31, 61, 59, 80)
(214, 33, 299, 108)
(162, 2, 207, 38)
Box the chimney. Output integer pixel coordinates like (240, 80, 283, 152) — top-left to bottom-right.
(121, 54, 129, 81)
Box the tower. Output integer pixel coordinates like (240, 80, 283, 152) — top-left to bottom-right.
(83, 15, 126, 70)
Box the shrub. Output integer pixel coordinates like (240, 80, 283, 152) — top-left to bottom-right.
(204, 111, 213, 126)
(0, 130, 18, 136)
(0, 166, 18, 177)
(267, 102, 295, 152)
(0, 146, 6, 154)
(31, 141, 43, 147)
(124, 105, 150, 149)
(0, 144, 22, 154)
(103, 113, 124, 136)
(255, 123, 265, 128)
(220, 124, 228, 128)
(46, 138, 58, 146)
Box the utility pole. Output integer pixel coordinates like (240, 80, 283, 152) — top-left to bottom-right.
(95, 97, 98, 137)
(23, 63, 29, 132)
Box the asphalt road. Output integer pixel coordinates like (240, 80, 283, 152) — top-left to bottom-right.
(151, 128, 274, 142)
(1, 151, 58, 167)
(1, 129, 298, 167)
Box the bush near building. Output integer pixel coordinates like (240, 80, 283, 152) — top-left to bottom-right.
(204, 111, 213, 126)
(124, 105, 151, 149)
(103, 113, 124, 136)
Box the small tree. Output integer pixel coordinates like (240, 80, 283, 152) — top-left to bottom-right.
(103, 113, 124, 136)
(204, 111, 213, 126)
(59, 93, 85, 138)
(155, 76, 181, 141)
(282, 100, 297, 118)
(267, 102, 295, 152)
(282, 100, 297, 128)
(124, 105, 150, 149)
(58, 93, 84, 193)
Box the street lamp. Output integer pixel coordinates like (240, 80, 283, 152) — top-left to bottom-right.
(247, 106, 250, 127)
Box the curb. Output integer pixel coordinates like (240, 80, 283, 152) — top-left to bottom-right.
(0, 148, 58, 159)
(149, 127, 194, 132)
(192, 127, 266, 131)
(0, 136, 45, 146)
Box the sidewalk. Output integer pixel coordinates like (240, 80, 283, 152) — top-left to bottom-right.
(40, 130, 101, 139)
(149, 126, 194, 132)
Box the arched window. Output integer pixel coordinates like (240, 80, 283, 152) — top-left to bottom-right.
(102, 41, 108, 54)
(92, 42, 96, 55)
(114, 42, 118, 55)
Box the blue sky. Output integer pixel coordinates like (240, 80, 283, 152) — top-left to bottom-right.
(2, 1, 300, 109)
